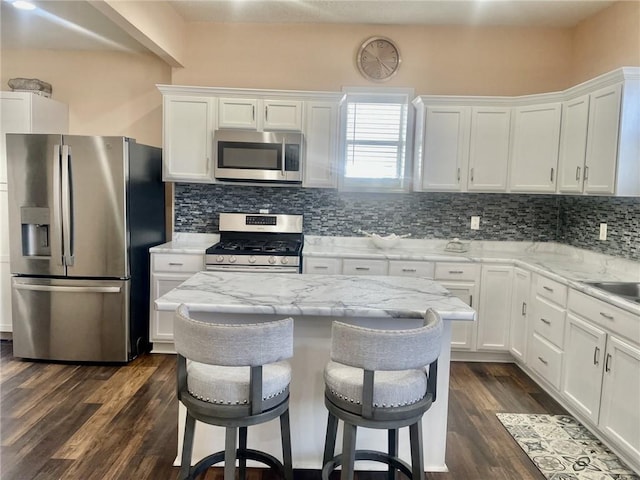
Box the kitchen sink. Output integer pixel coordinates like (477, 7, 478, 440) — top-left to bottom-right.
(583, 281, 640, 303)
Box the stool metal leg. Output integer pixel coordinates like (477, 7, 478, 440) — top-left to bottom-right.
(180, 412, 196, 480)
(280, 409, 294, 480)
(388, 428, 398, 480)
(340, 423, 358, 480)
(224, 427, 238, 480)
(239, 426, 248, 480)
(323, 412, 339, 466)
(409, 421, 425, 480)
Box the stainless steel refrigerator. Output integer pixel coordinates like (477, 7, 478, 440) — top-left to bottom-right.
(6, 134, 165, 362)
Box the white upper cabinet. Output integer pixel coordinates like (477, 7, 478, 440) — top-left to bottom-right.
(509, 102, 562, 193)
(162, 95, 216, 183)
(467, 106, 511, 191)
(418, 105, 470, 191)
(303, 101, 339, 188)
(218, 98, 303, 131)
(583, 84, 622, 194)
(558, 95, 590, 193)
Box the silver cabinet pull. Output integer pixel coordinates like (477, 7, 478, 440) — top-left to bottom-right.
(449, 270, 464, 274)
(457, 167, 461, 182)
(469, 295, 473, 308)
(550, 167, 555, 182)
(605, 353, 612, 372)
(168, 262, 184, 266)
(600, 312, 614, 320)
(521, 302, 527, 316)
(265, 105, 269, 121)
(470, 168, 474, 182)
(355, 267, 370, 271)
(252, 105, 255, 121)
(401, 268, 417, 272)
(543, 286, 554, 292)
(313, 266, 329, 269)
(537, 356, 548, 365)
(593, 346, 600, 365)
(584, 165, 589, 180)
(540, 318, 551, 325)
(576, 166, 581, 181)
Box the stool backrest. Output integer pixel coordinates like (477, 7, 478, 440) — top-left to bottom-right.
(330, 308, 442, 371)
(174, 304, 293, 367)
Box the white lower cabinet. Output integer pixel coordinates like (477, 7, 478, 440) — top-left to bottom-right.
(149, 252, 204, 352)
(476, 264, 513, 351)
(509, 267, 531, 362)
(303, 256, 342, 275)
(530, 333, 564, 389)
(0, 182, 10, 332)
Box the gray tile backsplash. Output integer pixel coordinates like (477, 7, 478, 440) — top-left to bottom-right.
(174, 184, 639, 260)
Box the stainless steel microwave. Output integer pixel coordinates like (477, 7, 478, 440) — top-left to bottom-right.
(214, 130, 303, 184)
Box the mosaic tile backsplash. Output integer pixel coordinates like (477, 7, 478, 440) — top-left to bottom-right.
(174, 184, 639, 260)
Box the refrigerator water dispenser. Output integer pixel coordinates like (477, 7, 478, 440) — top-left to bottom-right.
(21, 207, 50, 256)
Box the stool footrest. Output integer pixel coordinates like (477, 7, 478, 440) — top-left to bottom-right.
(188, 448, 286, 480)
(322, 450, 413, 480)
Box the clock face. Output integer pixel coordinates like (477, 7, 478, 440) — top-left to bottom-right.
(357, 36, 401, 82)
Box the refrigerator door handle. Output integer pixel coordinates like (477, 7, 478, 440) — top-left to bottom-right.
(53, 144, 64, 266)
(61, 145, 74, 266)
(13, 284, 122, 294)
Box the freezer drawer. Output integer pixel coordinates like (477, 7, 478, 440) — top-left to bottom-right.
(12, 277, 130, 362)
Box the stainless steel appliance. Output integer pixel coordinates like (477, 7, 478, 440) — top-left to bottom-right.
(214, 130, 302, 184)
(205, 213, 303, 273)
(6, 134, 165, 362)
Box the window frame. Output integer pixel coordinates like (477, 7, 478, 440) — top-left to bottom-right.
(338, 87, 415, 192)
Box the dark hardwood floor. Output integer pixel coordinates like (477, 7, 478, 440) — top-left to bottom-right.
(0, 341, 566, 480)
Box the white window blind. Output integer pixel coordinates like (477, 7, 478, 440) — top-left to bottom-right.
(341, 90, 411, 191)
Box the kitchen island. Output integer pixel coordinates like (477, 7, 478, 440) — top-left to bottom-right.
(155, 270, 476, 472)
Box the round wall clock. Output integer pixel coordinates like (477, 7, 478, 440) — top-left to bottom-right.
(356, 36, 401, 82)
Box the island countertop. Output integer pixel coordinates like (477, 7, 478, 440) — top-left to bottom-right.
(154, 271, 477, 321)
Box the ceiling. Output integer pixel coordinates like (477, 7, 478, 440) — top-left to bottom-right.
(0, 0, 617, 53)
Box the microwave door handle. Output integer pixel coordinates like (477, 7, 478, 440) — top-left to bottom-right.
(52, 144, 64, 266)
(61, 145, 74, 266)
(281, 138, 286, 177)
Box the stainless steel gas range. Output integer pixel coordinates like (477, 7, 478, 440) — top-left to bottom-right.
(205, 213, 303, 273)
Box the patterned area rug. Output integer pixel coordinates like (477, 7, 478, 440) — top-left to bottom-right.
(496, 413, 639, 480)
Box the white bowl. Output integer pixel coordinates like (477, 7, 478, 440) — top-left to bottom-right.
(370, 233, 401, 249)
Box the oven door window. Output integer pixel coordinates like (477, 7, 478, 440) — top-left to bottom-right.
(218, 142, 281, 170)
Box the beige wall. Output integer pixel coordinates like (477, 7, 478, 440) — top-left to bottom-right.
(174, 23, 573, 96)
(0, 50, 171, 147)
(572, 1, 640, 85)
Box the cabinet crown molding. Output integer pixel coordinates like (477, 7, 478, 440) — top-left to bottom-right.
(157, 84, 345, 102)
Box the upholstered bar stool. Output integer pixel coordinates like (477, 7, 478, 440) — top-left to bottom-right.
(174, 304, 294, 480)
(322, 308, 443, 480)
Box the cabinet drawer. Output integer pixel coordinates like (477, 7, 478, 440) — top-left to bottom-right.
(342, 259, 388, 276)
(152, 254, 203, 273)
(535, 275, 568, 306)
(569, 290, 640, 343)
(530, 333, 563, 389)
(533, 297, 566, 348)
(388, 261, 434, 278)
(303, 257, 341, 275)
(434, 263, 480, 281)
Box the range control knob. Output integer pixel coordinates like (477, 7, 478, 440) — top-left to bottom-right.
(281, 257, 289, 265)
(229, 256, 237, 264)
(268, 256, 277, 265)
(248, 255, 257, 264)
(216, 255, 224, 263)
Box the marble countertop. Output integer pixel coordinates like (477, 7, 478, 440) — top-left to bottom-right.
(155, 271, 476, 321)
(149, 233, 219, 254)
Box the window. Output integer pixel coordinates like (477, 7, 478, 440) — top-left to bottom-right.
(340, 88, 413, 191)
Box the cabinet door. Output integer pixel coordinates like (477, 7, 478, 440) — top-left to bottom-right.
(467, 106, 511, 192)
(477, 265, 513, 351)
(420, 106, 470, 191)
(584, 84, 622, 194)
(439, 281, 477, 351)
(509, 103, 561, 192)
(218, 98, 258, 129)
(303, 257, 341, 275)
(509, 267, 531, 362)
(558, 95, 589, 193)
(150, 273, 191, 343)
(0, 183, 10, 332)
(264, 100, 303, 131)
(599, 336, 640, 463)
(342, 259, 387, 276)
(303, 102, 338, 188)
(163, 96, 214, 182)
(561, 313, 606, 424)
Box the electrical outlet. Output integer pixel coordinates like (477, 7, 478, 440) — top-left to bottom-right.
(599, 223, 607, 241)
(470, 216, 480, 230)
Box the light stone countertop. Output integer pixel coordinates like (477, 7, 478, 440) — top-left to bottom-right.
(150, 233, 640, 315)
(155, 271, 476, 321)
